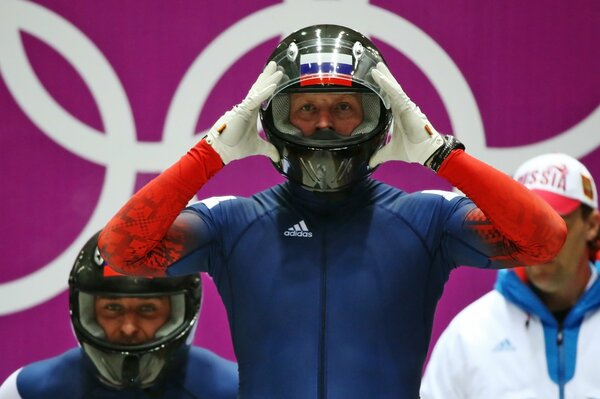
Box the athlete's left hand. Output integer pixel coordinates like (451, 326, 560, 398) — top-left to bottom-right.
(369, 62, 444, 168)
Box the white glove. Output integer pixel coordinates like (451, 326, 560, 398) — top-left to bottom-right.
(205, 61, 283, 164)
(369, 62, 445, 168)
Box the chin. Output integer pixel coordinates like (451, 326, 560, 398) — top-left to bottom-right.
(526, 263, 557, 281)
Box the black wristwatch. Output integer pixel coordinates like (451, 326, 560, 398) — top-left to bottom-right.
(424, 135, 465, 172)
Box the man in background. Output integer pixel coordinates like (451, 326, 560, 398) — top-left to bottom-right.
(421, 153, 600, 398)
(0, 231, 238, 398)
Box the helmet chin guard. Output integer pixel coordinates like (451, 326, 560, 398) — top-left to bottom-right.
(259, 24, 392, 192)
(266, 124, 388, 192)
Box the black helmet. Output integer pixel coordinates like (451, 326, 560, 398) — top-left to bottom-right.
(260, 24, 392, 192)
(68, 231, 202, 389)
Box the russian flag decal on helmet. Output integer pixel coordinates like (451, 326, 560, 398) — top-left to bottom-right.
(299, 53, 353, 86)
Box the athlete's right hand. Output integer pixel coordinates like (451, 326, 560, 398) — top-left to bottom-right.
(204, 61, 283, 164)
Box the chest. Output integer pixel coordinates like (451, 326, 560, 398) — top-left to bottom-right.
(462, 306, 600, 399)
(218, 207, 441, 318)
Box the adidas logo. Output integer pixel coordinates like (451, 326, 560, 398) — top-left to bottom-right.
(492, 338, 516, 352)
(284, 220, 313, 238)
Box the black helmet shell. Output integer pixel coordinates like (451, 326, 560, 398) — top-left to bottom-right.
(259, 24, 392, 192)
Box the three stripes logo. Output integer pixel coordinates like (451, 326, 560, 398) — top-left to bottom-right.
(492, 338, 516, 352)
(283, 220, 313, 238)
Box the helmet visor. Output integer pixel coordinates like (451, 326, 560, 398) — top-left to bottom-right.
(77, 292, 188, 349)
(270, 91, 383, 148)
(75, 291, 193, 388)
(262, 34, 389, 149)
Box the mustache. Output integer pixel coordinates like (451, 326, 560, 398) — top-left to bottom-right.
(109, 335, 148, 345)
(309, 128, 349, 140)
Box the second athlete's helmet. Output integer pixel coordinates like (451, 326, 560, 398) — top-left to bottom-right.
(69, 231, 202, 389)
(260, 24, 392, 192)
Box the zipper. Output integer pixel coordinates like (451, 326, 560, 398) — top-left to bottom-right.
(557, 328, 565, 399)
(317, 229, 328, 399)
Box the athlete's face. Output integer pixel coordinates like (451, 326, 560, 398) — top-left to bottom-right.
(95, 296, 171, 345)
(525, 206, 599, 294)
(289, 93, 364, 136)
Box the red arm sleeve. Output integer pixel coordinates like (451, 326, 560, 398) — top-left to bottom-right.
(98, 140, 223, 276)
(438, 150, 567, 266)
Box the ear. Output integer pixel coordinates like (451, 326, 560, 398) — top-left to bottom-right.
(585, 208, 600, 242)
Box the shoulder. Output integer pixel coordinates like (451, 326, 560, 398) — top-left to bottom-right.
(411, 189, 473, 211)
(447, 290, 505, 332)
(185, 195, 240, 215)
(186, 187, 281, 218)
(443, 291, 508, 338)
(187, 347, 237, 376)
(184, 347, 238, 398)
(196, 195, 239, 210)
(0, 368, 22, 399)
(370, 183, 475, 235)
(455, 290, 507, 320)
(372, 181, 471, 211)
(11, 348, 93, 398)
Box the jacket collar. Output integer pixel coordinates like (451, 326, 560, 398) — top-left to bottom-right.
(495, 261, 600, 327)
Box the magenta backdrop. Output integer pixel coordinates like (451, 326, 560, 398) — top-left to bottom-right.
(0, 0, 599, 382)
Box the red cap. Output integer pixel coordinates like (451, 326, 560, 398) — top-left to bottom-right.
(530, 189, 582, 216)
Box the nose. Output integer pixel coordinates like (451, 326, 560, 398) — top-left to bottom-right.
(119, 314, 139, 337)
(315, 110, 333, 130)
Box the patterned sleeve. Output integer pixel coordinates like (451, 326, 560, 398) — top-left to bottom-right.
(439, 150, 566, 268)
(98, 140, 223, 276)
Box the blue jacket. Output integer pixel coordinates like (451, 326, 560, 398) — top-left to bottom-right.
(0, 347, 238, 399)
(168, 180, 506, 399)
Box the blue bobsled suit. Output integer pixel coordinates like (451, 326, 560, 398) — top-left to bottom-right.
(166, 179, 505, 399)
(0, 347, 238, 399)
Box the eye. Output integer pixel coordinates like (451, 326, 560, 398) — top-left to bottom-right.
(138, 304, 158, 314)
(106, 303, 122, 312)
(336, 102, 352, 112)
(299, 103, 316, 113)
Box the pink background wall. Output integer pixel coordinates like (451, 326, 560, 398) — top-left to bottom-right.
(1, 0, 598, 381)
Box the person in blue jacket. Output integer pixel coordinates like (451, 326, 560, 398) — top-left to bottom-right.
(0, 231, 238, 399)
(97, 24, 567, 398)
